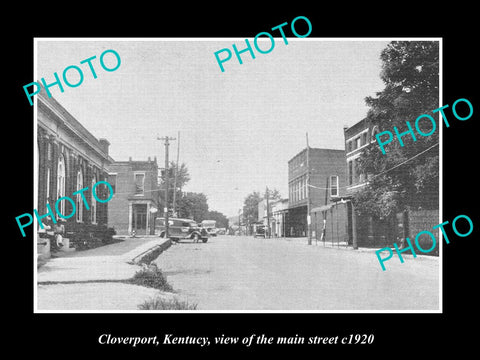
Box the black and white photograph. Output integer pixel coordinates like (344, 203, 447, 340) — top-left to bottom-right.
(8, 7, 478, 356)
(33, 38, 441, 312)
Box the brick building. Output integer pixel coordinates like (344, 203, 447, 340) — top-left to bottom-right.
(343, 118, 439, 250)
(287, 147, 347, 240)
(343, 118, 393, 247)
(108, 158, 159, 235)
(37, 91, 113, 249)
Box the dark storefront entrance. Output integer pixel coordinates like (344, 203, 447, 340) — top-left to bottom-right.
(132, 204, 148, 235)
(286, 205, 307, 237)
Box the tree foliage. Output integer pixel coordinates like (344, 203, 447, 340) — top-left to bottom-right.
(206, 210, 229, 229)
(177, 192, 209, 222)
(242, 191, 262, 225)
(355, 41, 439, 218)
(158, 161, 191, 212)
(242, 188, 282, 224)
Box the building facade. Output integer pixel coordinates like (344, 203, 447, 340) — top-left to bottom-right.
(287, 148, 347, 238)
(344, 118, 439, 250)
(37, 91, 112, 248)
(108, 158, 159, 236)
(271, 199, 289, 237)
(343, 118, 394, 247)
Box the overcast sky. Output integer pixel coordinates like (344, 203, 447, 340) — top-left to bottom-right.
(36, 38, 389, 217)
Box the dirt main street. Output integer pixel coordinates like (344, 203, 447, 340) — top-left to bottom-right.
(154, 235, 440, 311)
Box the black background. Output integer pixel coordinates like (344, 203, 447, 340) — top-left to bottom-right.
(7, 4, 478, 356)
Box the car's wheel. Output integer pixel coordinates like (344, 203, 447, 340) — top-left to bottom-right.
(192, 233, 200, 242)
(202, 238, 208, 243)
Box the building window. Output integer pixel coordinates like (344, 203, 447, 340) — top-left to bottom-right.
(56, 155, 66, 218)
(91, 176, 97, 224)
(47, 142, 52, 161)
(303, 176, 307, 199)
(293, 181, 297, 202)
(361, 132, 368, 146)
(330, 175, 339, 197)
(355, 137, 361, 149)
(371, 126, 379, 142)
(297, 179, 302, 200)
(76, 169, 84, 222)
(348, 161, 353, 185)
(295, 180, 299, 202)
(134, 173, 145, 195)
(353, 159, 361, 184)
(299, 178, 303, 200)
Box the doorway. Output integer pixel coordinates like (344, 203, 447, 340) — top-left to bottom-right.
(132, 204, 148, 235)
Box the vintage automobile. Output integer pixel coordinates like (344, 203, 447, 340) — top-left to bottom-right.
(253, 224, 269, 238)
(155, 217, 209, 243)
(201, 220, 218, 237)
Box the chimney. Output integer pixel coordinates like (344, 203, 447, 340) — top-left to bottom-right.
(98, 138, 110, 156)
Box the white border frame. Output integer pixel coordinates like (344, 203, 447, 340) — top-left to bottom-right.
(33, 37, 443, 314)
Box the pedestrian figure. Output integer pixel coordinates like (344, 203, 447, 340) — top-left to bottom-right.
(53, 223, 65, 249)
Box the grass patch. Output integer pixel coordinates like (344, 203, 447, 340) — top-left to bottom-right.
(138, 297, 198, 310)
(137, 246, 165, 265)
(128, 263, 173, 292)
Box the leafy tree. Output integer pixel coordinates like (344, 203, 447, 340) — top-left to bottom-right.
(266, 188, 282, 202)
(206, 210, 229, 229)
(242, 191, 262, 226)
(177, 192, 209, 222)
(159, 162, 191, 213)
(355, 41, 439, 218)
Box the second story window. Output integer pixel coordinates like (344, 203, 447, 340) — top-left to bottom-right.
(355, 137, 361, 149)
(348, 161, 353, 185)
(330, 175, 339, 197)
(361, 132, 368, 146)
(134, 173, 145, 195)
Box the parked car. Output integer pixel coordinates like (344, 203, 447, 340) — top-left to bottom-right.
(201, 220, 217, 237)
(155, 217, 209, 243)
(254, 225, 269, 238)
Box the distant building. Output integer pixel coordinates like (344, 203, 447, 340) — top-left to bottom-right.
(37, 91, 112, 249)
(271, 199, 289, 237)
(258, 198, 289, 238)
(287, 148, 347, 240)
(108, 158, 159, 236)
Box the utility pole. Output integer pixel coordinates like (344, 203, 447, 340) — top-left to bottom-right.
(306, 132, 312, 245)
(157, 136, 176, 239)
(172, 131, 180, 217)
(265, 186, 271, 238)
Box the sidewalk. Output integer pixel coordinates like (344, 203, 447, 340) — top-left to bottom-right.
(268, 236, 439, 260)
(36, 237, 172, 311)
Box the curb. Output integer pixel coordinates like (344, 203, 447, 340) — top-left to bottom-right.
(128, 239, 172, 265)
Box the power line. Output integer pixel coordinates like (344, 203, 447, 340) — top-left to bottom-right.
(372, 142, 438, 179)
(307, 142, 439, 190)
